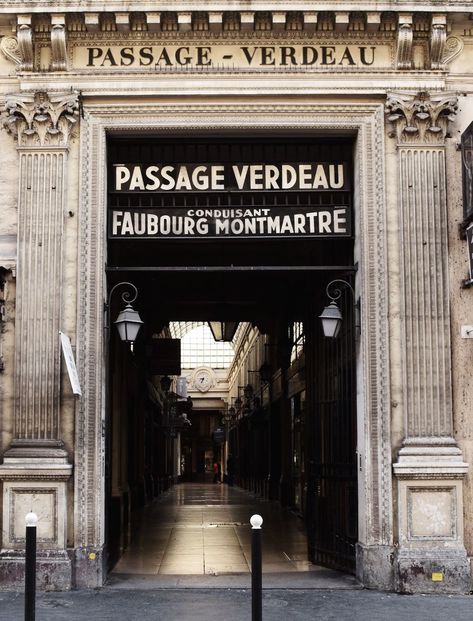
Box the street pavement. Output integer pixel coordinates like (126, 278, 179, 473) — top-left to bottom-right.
(0, 586, 473, 620)
(2, 485, 472, 619)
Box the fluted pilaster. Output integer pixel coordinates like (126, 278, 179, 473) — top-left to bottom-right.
(15, 149, 66, 441)
(2, 91, 79, 449)
(386, 91, 458, 442)
(399, 147, 450, 438)
(0, 91, 78, 589)
(386, 91, 469, 593)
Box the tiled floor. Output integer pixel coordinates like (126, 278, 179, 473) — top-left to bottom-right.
(112, 483, 314, 576)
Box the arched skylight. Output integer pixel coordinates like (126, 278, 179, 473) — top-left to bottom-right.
(179, 324, 235, 369)
(169, 321, 205, 340)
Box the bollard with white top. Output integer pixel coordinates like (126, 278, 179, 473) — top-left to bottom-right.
(250, 514, 263, 621)
(25, 512, 38, 621)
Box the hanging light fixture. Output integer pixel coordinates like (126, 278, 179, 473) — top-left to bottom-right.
(208, 321, 239, 342)
(319, 279, 356, 338)
(114, 303, 144, 343)
(319, 300, 343, 338)
(107, 281, 143, 345)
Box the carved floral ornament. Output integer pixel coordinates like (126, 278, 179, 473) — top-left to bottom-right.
(2, 91, 80, 147)
(0, 36, 22, 65)
(385, 91, 458, 144)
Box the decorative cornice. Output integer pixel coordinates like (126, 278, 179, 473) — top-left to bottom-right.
(3, 2, 473, 12)
(2, 91, 80, 147)
(0, 472, 72, 482)
(385, 91, 458, 144)
(0, 10, 466, 74)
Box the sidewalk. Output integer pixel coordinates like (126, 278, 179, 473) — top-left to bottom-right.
(0, 586, 472, 621)
(3, 485, 471, 619)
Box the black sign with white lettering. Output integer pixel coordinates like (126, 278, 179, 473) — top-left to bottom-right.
(108, 206, 351, 239)
(112, 162, 349, 193)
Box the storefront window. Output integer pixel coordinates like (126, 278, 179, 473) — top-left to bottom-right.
(462, 121, 473, 224)
(290, 321, 305, 364)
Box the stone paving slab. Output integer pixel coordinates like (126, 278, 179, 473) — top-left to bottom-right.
(0, 588, 473, 621)
(106, 569, 358, 589)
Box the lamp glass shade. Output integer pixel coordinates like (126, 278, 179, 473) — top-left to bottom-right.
(319, 301, 343, 338)
(208, 321, 239, 342)
(114, 304, 143, 343)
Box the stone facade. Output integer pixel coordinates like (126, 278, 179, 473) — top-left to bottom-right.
(0, 1, 472, 593)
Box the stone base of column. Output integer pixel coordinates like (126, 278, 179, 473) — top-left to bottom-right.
(0, 447, 73, 590)
(356, 544, 395, 591)
(393, 438, 471, 594)
(0, 550, 72, 591)
(74, 545, 107, 589)
(395, 549, 471, 594)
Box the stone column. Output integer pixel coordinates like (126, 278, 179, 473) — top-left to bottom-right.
(0, 91, 79, 590)
(386, 92, 470, 593)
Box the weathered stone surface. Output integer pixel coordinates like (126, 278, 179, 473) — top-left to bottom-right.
(396, 551, 472, 594)
(0, 550, 72, 591)
(356, 544, 395, 591)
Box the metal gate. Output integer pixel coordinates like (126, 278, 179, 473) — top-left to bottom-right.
(306, 283, 358, 573)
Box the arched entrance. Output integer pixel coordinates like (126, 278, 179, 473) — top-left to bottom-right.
(74, 102, 391, 588)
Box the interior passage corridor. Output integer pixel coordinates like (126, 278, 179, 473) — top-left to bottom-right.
(112, 483, 313, 576)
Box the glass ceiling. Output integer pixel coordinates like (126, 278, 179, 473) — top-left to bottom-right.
(169, 321, 237, 369)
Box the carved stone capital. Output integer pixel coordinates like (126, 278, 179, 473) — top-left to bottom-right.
(385, 91, 458, 144)
(0, 36, 22, 65)
(2, 91, 80, 147)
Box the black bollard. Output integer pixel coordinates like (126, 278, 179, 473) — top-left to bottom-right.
(250, 514, 263, 621)
(25, 512, 38, 621)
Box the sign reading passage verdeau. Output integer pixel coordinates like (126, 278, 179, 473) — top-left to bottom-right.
(108, 160, 352, 239)
(75, 44, 392, 70)
(113, 162, 349, 193)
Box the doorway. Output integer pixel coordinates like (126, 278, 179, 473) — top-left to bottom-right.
(105, 132, 358, 575)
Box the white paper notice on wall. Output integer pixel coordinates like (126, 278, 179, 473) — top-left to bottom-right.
(59, 331, 82, 396)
